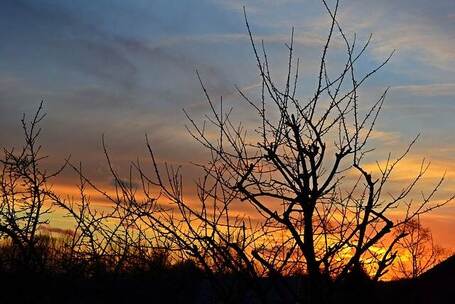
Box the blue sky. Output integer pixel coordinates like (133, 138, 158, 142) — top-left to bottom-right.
(0, 0, 454, 171)
(1, 0, 455, 242)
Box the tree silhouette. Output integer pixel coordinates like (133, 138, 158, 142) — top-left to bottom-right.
(0, 1, 453, 303)
(394, 216, 448, 279)
(153, 0, 453, 288)
(0, 101, 65, 271)
(65, 0, 451, 301)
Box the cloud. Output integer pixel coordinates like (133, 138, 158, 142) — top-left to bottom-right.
(369, 130, 401, 144)
(361, 157, 455, 182)
(146, 31, 331, 50)
(211, 0, 303, 14)
(392, 83, 455, 97)
(111, 178, 139, 189)
(38, 225, 74, 237)
(345, 1, 455, 72)
(1, 0, 455, 246)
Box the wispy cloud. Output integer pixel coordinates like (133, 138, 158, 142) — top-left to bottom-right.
(392, 83, 455, 97)
(1, 0, 455, 243)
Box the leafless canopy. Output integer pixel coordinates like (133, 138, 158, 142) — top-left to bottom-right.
(173, 0, 452, 282)
(1, 1, 452, 303)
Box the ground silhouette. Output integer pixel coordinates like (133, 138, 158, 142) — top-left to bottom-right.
(0, 239, 453, 304)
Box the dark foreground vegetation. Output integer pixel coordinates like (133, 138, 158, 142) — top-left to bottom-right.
(0, 236, 453, 304)
(1, 1, 453, 303)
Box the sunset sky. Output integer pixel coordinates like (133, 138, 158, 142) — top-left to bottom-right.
(1, 0, 455, 248)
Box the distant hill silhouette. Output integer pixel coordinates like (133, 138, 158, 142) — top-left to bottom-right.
(414, 254, 455, 303)
(376, 254, 455, 304)
(419, 254, 455, 281)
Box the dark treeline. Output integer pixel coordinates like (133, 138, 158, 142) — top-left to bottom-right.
(1, 1, 453, 303)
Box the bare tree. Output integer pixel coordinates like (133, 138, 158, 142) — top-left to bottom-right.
(394, 216, 448, 279)
(171, 0, 453, 287)
(0, 101, 64, 270)
(54, 136, 272, 301)
(2, 1, 450, 302)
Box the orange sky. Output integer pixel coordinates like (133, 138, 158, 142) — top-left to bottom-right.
(1, 0, 454, 273)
